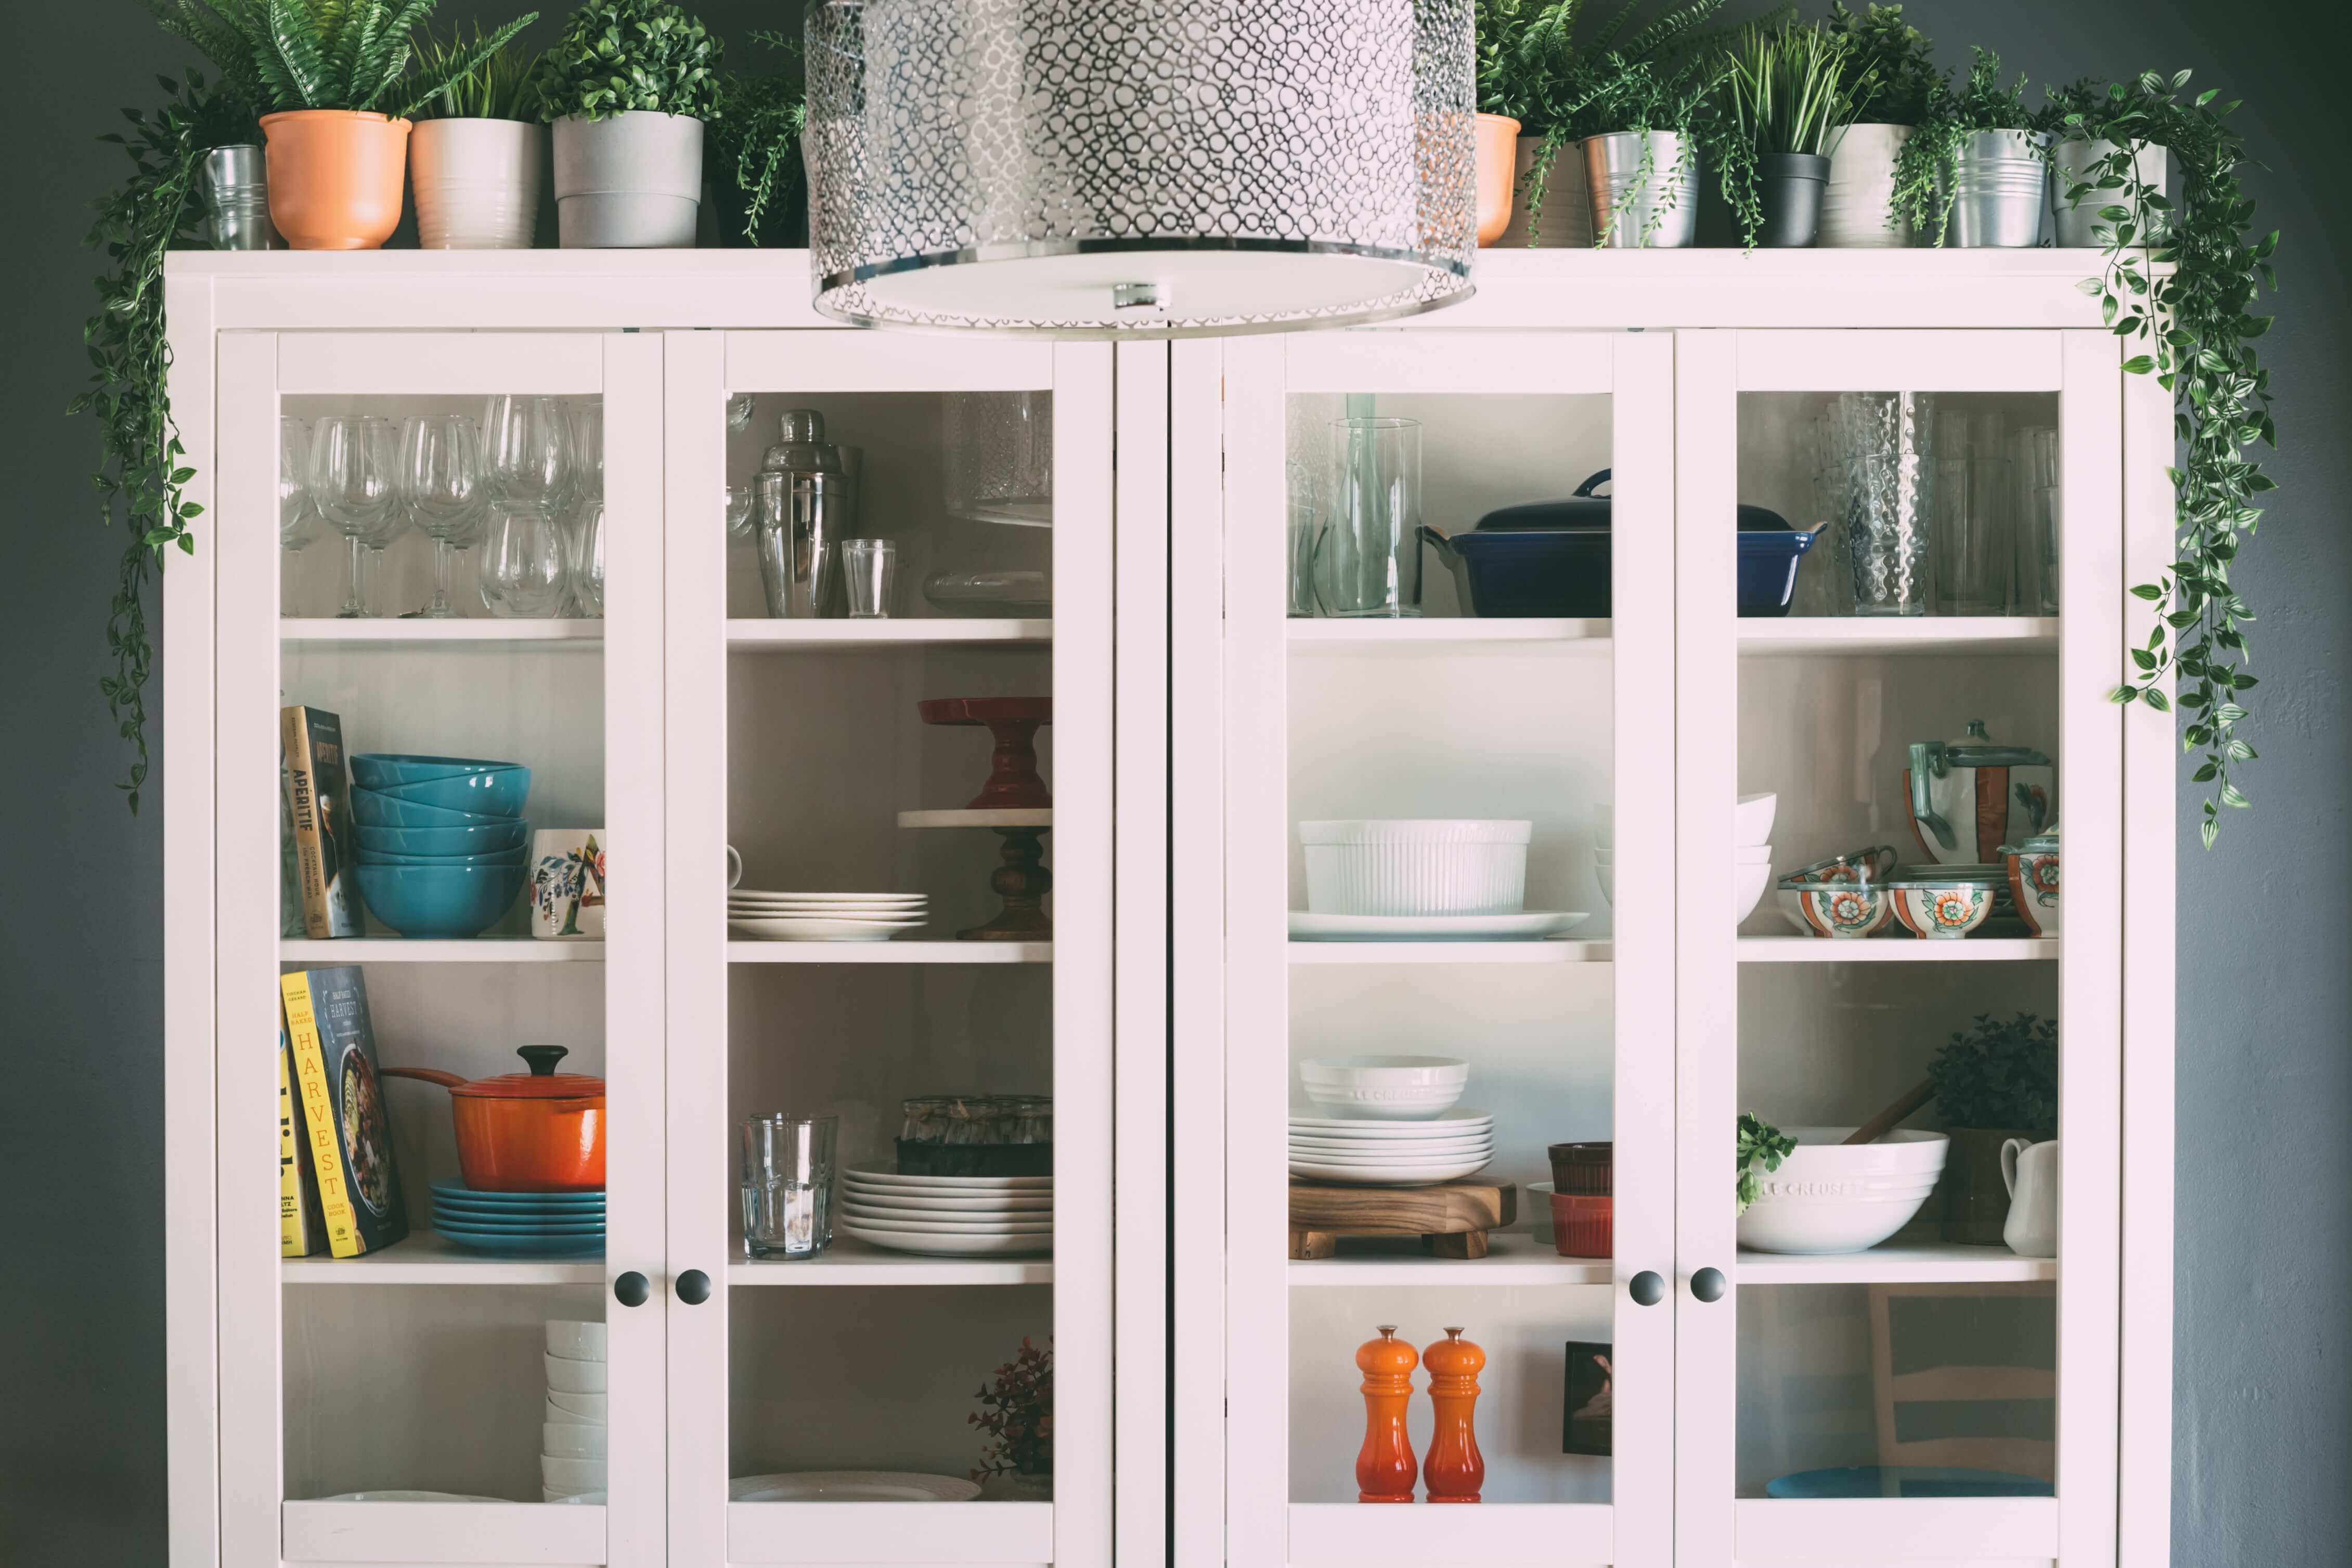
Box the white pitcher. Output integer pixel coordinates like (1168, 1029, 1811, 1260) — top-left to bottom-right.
(2000, 1137, 2059, 1258)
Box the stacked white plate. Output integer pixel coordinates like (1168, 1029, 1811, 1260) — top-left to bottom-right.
(1288, 1109, 1495, 1185)
(837, 1164, 1053, 1257)
(729, 889, 929, 942)
(542, 1320, 608, 1503)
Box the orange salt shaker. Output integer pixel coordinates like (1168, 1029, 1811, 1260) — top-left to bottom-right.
(1421, 1326, 1486, 1503)
(1354, 1325, 1418, 1503)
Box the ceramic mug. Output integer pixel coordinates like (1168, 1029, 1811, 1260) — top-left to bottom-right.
(2000, 1137, 2059, 1257)
(531, 828, 606, 940)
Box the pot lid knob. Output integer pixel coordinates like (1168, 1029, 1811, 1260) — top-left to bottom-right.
(518, 1045, 568, 1077)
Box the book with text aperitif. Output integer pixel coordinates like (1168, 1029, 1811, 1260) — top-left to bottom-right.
(282, 705, 362, 938)
(280, 967, 408, 1259)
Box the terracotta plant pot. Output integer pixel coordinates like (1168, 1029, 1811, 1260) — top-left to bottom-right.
(261, 110, 411, 251)
(1474, 113, 1521, 245)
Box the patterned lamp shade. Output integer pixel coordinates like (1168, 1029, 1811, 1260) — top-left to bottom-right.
(805, 0, 1478, 337)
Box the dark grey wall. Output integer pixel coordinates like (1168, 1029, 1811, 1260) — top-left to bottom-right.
(3, 3, 2344, 1562)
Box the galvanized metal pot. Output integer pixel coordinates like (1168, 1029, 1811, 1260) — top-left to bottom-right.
(1756, 152, 1829, 248)
(1820, 123, 1912, 247)
(1942, 129, 2050, 248)
(1494, 136, 1594, 248)
(1583, 131, 1699, 249)
(200, 145, 281, 250)
(2050, 138, 2169, 248)
(552, 111, 702, 249)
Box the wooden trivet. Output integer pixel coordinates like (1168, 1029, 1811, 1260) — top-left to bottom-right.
(1288, 1178, 1518, 1260)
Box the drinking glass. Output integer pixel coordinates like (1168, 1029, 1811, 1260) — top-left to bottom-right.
(1834, 392, 1934, 617)
(1931, 406, 2011, 616)
(843, 538, 898, 618)
(481, 394, 573, 518)
(480, 503, 568, 618)
(725, 483, 755, 537)
(307, 415, 399, 618)
(399, 414, 485, 619)
(741, 1113, 838, 1260)
(2011, 425, 2061, 615)
(279, 417, 321, 554)
(564, 403, 605, 618)
(1285, 459, 1318, 617)
(1315, 416, 1421, 617)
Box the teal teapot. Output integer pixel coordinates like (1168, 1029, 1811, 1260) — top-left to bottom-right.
(1904, 719, 2056, 866)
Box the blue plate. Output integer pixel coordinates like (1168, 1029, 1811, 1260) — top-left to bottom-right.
(433, 1212, 605, 1230)
(1764, 1466, 2053, 1500)
(435, 1218, 608, 1236)
(431, 1182, 606, 1205)
(435, 1229, 605, 1255)
(433, 1194, 607, 1212)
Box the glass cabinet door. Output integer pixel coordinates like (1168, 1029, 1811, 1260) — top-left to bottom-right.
(1672, 329, 2124, 1566)
(1209, 328, 1679, 1568)
(660, 331, 1115, 1568)
(213, 332, 667, 1565)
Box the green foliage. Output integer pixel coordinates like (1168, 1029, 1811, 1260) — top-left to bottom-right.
(70, 69, 256, 812)
(1928, 1014, 2059, 1135)
(1735, 1112, 1797, 1214)
(535, 0, 721, 124)
(1721, 18, 1867, 158)
(413, 23, 541, 120)
(142, 0, 533, 119)
(1559, 46, 1762, 248)
(1889, 46, 2033, 238)
(2052, 71, 2276, 846)
(706, 28, 805, 244)
(1826, 2, 1940, 126)
(969, 1338, 1052, 1481)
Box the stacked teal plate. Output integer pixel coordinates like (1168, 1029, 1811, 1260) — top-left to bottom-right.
(432, 1182, 605, 1256)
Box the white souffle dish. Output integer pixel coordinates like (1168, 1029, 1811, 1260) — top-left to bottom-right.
(1298, 820, 1532, 916)
(1737, 1128, 1950, 1254)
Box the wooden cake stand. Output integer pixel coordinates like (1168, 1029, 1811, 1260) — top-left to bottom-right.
(1288, 1178, 1519, 1260)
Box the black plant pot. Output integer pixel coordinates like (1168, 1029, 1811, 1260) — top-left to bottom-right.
(1757, 152, 1830, 248)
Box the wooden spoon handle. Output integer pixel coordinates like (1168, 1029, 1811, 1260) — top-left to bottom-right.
(1844, 1079, 1934, 1145)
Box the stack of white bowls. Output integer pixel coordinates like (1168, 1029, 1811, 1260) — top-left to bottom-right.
(542, 1320, 608, 1503)
(1597, 795, 1776, 921)
(837, 1164, 1053, 1257)
(1290, 1056, 1490, 1185)
(728, 888, 929, 942)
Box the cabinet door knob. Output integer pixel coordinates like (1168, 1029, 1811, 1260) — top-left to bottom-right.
(1629, 1271, 1666, 1306)
(1691, 1267, 1727, 1303)
(612, 1271, 649, 1308)
(677, 1268, 713, 1305)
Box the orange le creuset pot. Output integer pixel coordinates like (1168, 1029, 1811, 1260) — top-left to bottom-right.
(382, 1045, 604, 1192)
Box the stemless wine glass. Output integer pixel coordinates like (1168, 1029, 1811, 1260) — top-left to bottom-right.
(480, 503, 568, 618)
(307, 414, 398, 618)
(481, 395, 573, 518)
(400, 413, 485, 619)
(279, 417, 321, 554)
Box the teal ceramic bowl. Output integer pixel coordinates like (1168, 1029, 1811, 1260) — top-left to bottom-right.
(353, 861, 526, 938)
(350, 753, 525, 791)
(367, 766, 531, 818)
(354, 819, 532, 856)
(351, 786, 514, 830)
(356, 846, 531, 869)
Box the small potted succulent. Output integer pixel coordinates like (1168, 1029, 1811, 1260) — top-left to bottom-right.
(537, 0, 723, 249)
(143, 0, 533, 250)
(706, 29, 807, 248)
(1818, 2, 1942, 247)
(970, 1337, 1052, 1501)
(1895, 47, 2049, 247)
(1721, 18, 1869, 247)
(409, 26, 544, 249)
(1927, 1013, 2059, 1243)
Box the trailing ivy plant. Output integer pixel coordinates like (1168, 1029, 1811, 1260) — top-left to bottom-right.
(707, 28, 806, 245)
(535, 0, 722, 124)
(1735, 1112, 1797, 1214)
(1888, 46, 2033, 241)
(1560, 46, 1763, 247)
(2042, 72, 2277, 847)
(141, 0, 533, 117)
(1824, 2, 1940, 128)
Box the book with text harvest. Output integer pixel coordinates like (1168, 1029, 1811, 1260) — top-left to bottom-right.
(280, 967, 408, 1259)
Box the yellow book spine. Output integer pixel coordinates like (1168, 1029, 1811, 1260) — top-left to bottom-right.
(281, 971, 363, 1258)
(278, 1041, 306, 1258)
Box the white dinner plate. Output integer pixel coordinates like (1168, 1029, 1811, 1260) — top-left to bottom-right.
(1286, 1108, 1493, 1136)
(842, 1212, 1054, 1234)
(846, 1164, 1054, 1190)
(839, 1196, 1055, 1221)
(1287, 1154, 1493, 1185)
(1288, 1130, 1493, 1150)
(839, 1190, 1056, 1216)
(838, 1221, 1053, 1256)
(729, 916, 927, 941)
(316, 1491, 507, 1503)
(729, 1470, 980, 1504)
(729, 899, 928, 911)
(1288, 1144, 1494, 1163)
(1287, 910, 1589, 942)
(731, 890, 928, 904)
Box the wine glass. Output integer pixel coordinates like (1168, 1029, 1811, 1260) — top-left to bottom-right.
(481, 395, 572, 519)
(564, 402, 605, 618)
(480, 503, 568, 618)
(279, 417, 321, 553)
(400, 413, 485, 619)
(307, 415, 398, 618)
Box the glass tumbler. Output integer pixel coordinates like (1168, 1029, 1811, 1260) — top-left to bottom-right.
(741, 1114, 838, 1260)
(843, 538, 898, 618)
(1931, 406, 2012, 616)
(2011, 425, 2061, 615)
(1316, 417, 1421, 617)
(1836, 392, 1934, 617)
(480, 502, 568, 618)
(1285, 459, 1318, 617)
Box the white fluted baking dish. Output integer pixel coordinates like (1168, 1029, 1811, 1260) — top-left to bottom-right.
(1298, 820, 1532, 916)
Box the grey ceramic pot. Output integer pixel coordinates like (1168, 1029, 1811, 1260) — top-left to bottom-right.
(1756, 152, 1830, 248)
(552, 111, 703, 249)
(1942, 129, 2051, 248)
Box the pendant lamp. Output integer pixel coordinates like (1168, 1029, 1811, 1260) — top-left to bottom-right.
(805, 0, 1478, 337)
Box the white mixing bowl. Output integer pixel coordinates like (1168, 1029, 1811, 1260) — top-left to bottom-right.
(1737, 1128, 1950, 1254)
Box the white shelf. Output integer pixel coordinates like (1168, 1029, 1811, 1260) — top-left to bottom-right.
(897, 808, 1052, 828)
(1740, 617, 2059, 656)
(282, 1229, 603, 1286)
(1289, 1232, 1611, 1286)
(285, 1500, 605, 1562)
(280, 938, 604, 963)
(727, 617, 1050, 647)
(728, 1500, 1052, 1564)
(729, 940, 1051, 964)
(1738, 1242, 2057, 1285)
(1738, 936, 2057, 962)
(1288, 939, 1611, 965)
(1288, 617, 1610, 649)
(280, 617, 600, 644)
(1290, 1502, 1613, 1563)
(731, 1237, 1052, 1286)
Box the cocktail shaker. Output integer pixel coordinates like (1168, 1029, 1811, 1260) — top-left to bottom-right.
(755, 409, 850, 618)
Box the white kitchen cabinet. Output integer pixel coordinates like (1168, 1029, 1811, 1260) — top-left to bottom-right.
(166, 250, 2174, 1568)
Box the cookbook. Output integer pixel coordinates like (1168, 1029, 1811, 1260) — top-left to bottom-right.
(282, 705, 362, 939)
(278, 1025, 325, 1258)
(280, 967, 408, 1258)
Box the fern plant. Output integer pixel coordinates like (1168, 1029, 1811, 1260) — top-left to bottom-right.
(412, 24, 541, 120)
(535, 0, 722, 124)
(141, 0, 534, 118)
(1889, 46, 2035, 240)
(707, 28, 805, 245)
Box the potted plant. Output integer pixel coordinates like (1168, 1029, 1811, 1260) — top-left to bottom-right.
(970, 1337, 1052, 1501)
(1818, 2, 1941, 247)
(706, 29, 806, 248)
(1561, 47, 1758, 249)
(409, 26, 544, 249)
(141, 0, 534, 250)
(1926, 1013, 2058, 1243)
(1721, 19, 1868, 248)
(1894, 47, 2048, 248)
(536, 0, 722, 249)
(2038, 77, 2170, 250)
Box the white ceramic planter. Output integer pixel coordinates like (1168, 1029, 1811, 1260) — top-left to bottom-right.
(1820, 122, 1912, 248)
(1298, 819, 1531, 916)
(410, 118, 543, 249)
(552, 111, 703, 249)
(2051, 138, 2169, 248)
(1493, 136, 1594, 248)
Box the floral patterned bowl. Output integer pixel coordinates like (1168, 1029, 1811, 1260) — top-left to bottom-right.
(1773, 846, 1899, 936)
(1884, 868, 2002, 939)
(1778, 877, 1894, 939)
(1999, 832, 2061, 936)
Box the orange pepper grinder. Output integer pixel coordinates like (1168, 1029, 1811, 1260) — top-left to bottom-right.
(1421, 1326, 1487, 1502)
(1354, 1325, 1418, 1503)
